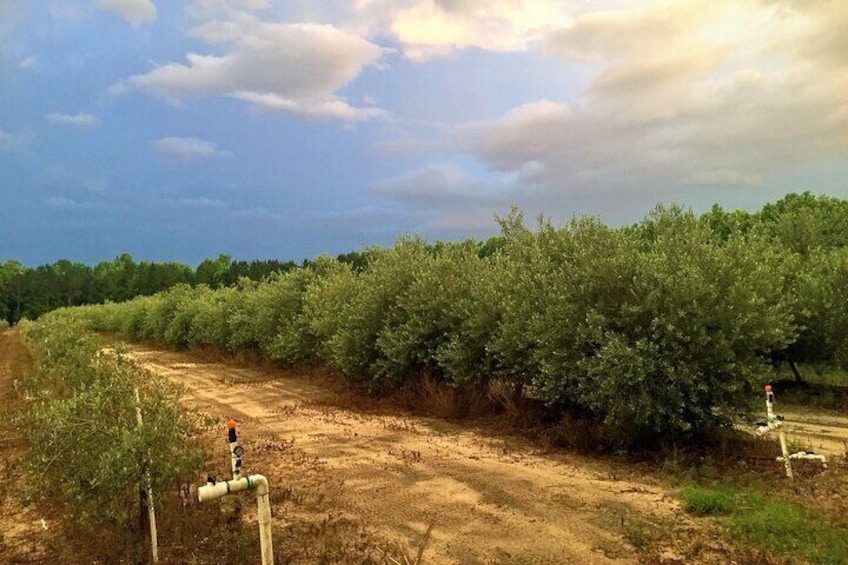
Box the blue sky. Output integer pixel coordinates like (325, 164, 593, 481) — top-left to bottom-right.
(2, 0, 847, 265)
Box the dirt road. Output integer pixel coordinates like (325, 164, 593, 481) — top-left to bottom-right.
(781, 411, 848, 459)
(126, 346, 730, 565)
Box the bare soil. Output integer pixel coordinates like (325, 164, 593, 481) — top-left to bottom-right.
(0, 330, 49, 563)
(126, 346, 748, 564)
(780, 411, 848, 459)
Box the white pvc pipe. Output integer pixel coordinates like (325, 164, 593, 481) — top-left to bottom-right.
(227, 419, 243, 480)
(777, 428, 794, 479)
(758, 385, 827, 477)
(198, 475, 273, 565)
(135, 388, 159, 563)
(763, 385, 794, 479)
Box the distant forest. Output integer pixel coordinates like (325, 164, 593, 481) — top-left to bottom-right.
(0, 254, 310, 324)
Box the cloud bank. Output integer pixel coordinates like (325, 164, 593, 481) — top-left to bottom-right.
(456, 0, 848, 200)
(112, 13, 385, 121)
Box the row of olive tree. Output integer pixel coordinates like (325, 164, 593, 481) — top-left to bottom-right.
(57, 203, 837, 446)
(18, 315, 202, 530)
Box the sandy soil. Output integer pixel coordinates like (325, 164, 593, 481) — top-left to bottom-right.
(126, 346, 727, 565)
(780, 411, 848, 459)
(0, 331, 51, 562)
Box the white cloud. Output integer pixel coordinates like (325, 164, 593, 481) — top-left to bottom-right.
(305, 205, 433, 235)
(684, 169, 763, 188)
(45, 112, 101, 128)
(232, 206, 283, 222)
(36, 169, 111, 193)
(428, 208, 498, 231)
(97, 0, 157, 27)
(455, 1, 848, 202)
(359, 0, 568, 60)
(232, 91, 385, 121)
(111, 14, 385, 121)
(152, 137, 233, 159)
(158, 196, 227, 208)
(186, 0, 271, 20)
(371, 136, 439, 157)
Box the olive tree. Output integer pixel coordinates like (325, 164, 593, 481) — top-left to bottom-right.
(21, 315, 201, 529)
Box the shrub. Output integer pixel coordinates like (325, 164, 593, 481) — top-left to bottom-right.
(20, 314, 202, 529)
(303, 260, 359, 363)
(373, 240, 497, 386)
(519, 208, 796, 444)
(324, 239, 428, 383)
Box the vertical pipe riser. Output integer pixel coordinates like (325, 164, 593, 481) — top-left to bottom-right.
(258, 492, 274, 565)
(135, 388, 159, 564)
(199, 421, 274, 564)
(228, 419, 243, 480)
(765, 385, 794, 479)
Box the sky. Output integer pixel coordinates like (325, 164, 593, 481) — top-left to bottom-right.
(1, 0, 847, 266)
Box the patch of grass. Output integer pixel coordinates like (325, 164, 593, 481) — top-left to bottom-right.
(683, 484, 848, 565)
(681, 485, 736, 516)
(727, 491, 848, 565)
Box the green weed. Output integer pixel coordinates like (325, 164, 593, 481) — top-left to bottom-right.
(683, 485, 848, 564)
(681, 485, 736, 516)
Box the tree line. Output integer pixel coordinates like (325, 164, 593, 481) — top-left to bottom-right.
(47, 192, 848, 447)
(0, 253, 308, 324)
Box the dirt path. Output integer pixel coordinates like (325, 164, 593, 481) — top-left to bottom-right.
(780, 411, 848, 459)
(126, 346, 723, 565)
(0, 330, 48, 562)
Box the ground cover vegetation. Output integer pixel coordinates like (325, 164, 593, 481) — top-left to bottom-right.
(39, 192, 848, 448)
(681, 485, 848, 564)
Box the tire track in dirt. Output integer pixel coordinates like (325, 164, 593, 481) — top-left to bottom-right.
(129, 347, 695, 564)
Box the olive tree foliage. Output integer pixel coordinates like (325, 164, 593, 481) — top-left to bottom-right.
(485, 208, 551, 387)
(302, 261, 360, 363)
(753, 192, 848, 255)
(186, 286, 239, 350)
(311, 239, 498, 387)
(60, 200, 819, 445)
(263, 257, 345, 365)
(222, 257, 352, 363)
(493, 207, 797, 441)
(19, 314, 202, 529)
(794, 248, 848, 369)
(321, 238, 429, 383)
(372, 239, 498, 386)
